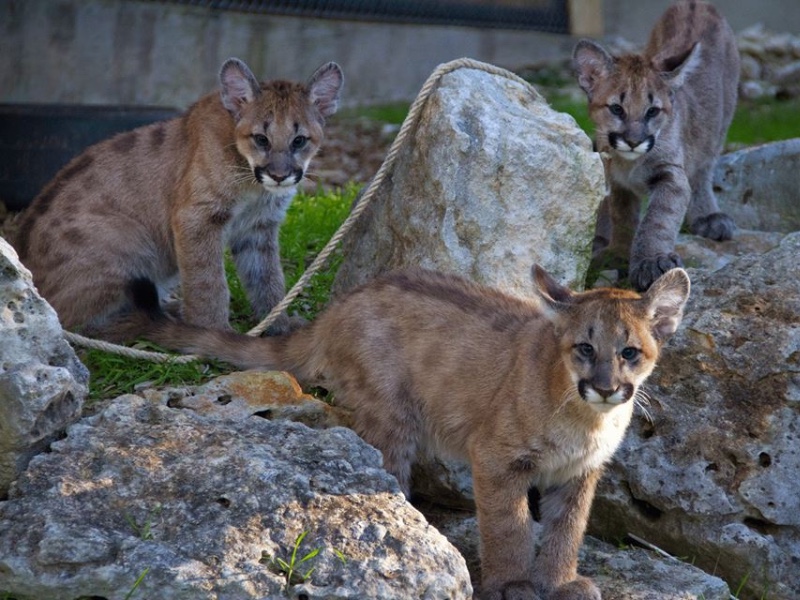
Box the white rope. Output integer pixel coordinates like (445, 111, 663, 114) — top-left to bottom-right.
(66, 58, 537, 361)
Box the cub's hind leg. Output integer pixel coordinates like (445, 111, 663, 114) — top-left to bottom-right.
(686, 163, 735, 241)
(339, 379, 422, 496)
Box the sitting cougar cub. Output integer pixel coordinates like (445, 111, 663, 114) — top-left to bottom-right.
(14, 58, 343, 339)
(126, 265, 690, 599)
(573, 0, 739, 291)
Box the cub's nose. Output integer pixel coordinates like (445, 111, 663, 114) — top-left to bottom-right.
(593, 386, 617, 399)
(269, 171, 291, 183)
(254, 166, 301, 185)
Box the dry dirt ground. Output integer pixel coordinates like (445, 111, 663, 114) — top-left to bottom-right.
(307, 116, 397, 191)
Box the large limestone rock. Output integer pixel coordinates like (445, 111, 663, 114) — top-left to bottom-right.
(333, 64, 604, 297)
(714, 139, 800, 233)
(591, 232, 800, 600)
(0, 395, 472, 599)
(0, 236, 87, 497)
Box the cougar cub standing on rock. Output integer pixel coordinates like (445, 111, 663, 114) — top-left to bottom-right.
(573, 0, 739, 291)
(14, 58, 343, 339)
(126, 265, 690, 599)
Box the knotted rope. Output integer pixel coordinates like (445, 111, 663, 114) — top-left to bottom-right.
(63, 58, 536, 363)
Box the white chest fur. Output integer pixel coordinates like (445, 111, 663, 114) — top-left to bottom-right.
(532, 403, 634, 490)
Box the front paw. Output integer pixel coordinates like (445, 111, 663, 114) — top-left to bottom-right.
(690, 212, 736, 241)
(629, 253, 684, 291)
(549, 576, 601, 600)
(480, 580, 541, 600)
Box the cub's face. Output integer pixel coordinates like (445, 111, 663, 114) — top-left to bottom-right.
(558, 297, 660, 413)
(572, 40, 703, 161)
(532, 264, 689, 415)
(219, 59, 344, 192)
(234, 84, 325, 190)
(584, 55, 674, 161)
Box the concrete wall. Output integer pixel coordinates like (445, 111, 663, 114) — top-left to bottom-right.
(0, 0, 574, 110)
(602, 0, 800, 43)
(1, 0, 798, 110)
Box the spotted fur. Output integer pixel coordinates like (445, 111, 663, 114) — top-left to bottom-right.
(14, 58, 343, 340)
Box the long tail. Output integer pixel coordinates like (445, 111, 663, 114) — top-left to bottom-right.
(121, 278, 288, 371)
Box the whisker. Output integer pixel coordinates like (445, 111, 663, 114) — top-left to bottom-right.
(635, 387, 651, 405)
(555, 382, 578, 416)
(634, 389, 654, 423)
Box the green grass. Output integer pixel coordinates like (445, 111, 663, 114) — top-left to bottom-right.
(82, 184, 358, 404)
(82, 345, 229, 404)
(727, 97, 800, 146)
(339, 101, 409, 125)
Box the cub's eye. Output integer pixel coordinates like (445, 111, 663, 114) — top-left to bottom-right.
(608, 103, 625, 117)
(291, 135, 308, 151)
(253, 134, 270, 149)
(645, 106, 661, 119)
(576, 343, 595, 359)
(621, 347, 640, 361)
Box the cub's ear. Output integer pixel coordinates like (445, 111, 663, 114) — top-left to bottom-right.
(219, 58, 261, 118)
(531, 264, 574, 313)
(572, 39, 615, 97)
(642, 268, 691, 342)
(653, 42, 702, 89)
(308, 62, 344, 118)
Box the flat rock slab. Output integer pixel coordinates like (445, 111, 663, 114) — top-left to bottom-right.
(714, 138, 800, 232)
(429, 512, 731, 599)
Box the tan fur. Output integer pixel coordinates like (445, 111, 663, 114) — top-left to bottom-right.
(130, 265, 690, 599)
(573, 0, 739, 292)
(14, 58, 343, 340)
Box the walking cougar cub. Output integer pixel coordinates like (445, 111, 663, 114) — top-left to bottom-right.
(14, 58, 343, 339)
(573, 0, 739, 291)
(126, 265, 690, 599)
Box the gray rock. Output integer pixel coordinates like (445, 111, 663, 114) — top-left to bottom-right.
(590, 232, 800, 600)
(738, 78, 778, 100)
(714, 139, 800, 233)
(430, 513, 731, 599)
(771, 60, 800, 86)
(0, 236, 88, 497)
(333, 65, 604, 297)
(675, 229, 785, 273)
(739, 53, 763, 80)
(0, 395, 472, 599)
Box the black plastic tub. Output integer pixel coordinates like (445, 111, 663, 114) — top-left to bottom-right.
(0, 103, 180, 211)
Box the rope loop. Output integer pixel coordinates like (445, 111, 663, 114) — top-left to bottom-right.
(66, 58, 535, 361)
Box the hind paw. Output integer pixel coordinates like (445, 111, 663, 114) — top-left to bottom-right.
(549, 576, 601, 600)
(479, 580, 540, 600)
(690, 212, 736, 241)
(629, 253, 684, 292)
